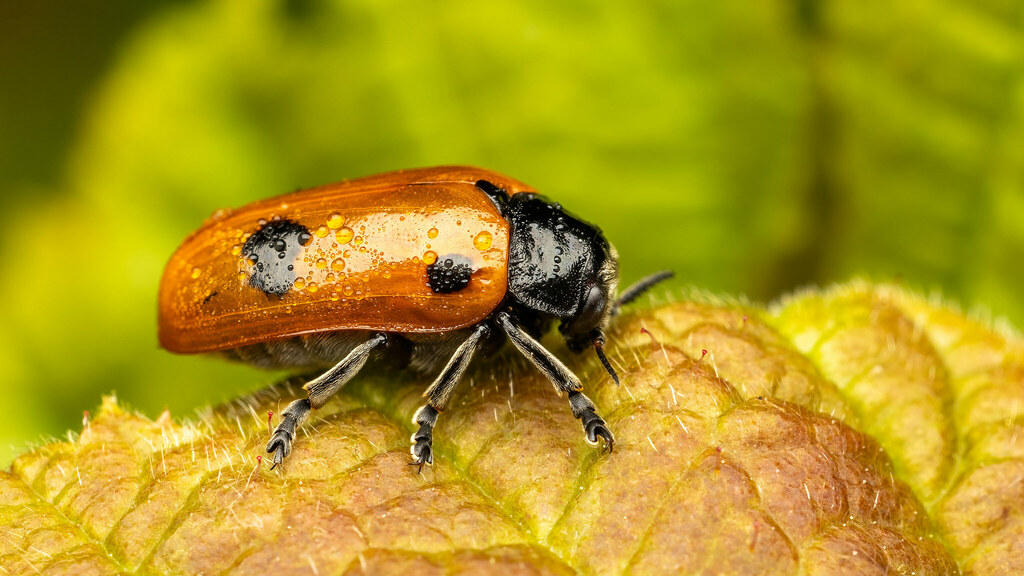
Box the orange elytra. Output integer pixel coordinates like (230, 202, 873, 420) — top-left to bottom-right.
(159, 166, 534, 354)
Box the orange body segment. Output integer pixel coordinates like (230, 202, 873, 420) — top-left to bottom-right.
(158, 166, 531, 354)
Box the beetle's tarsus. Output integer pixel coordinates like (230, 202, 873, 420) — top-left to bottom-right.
(266, 431, 289, 456)
(568, 389, 615, 452)
(411, 424, 433, 465)
(409, 405, 437, 473)
(265, 398, 309, 468)
(266, 429, 292, 468)
(409, 439, 433, 473)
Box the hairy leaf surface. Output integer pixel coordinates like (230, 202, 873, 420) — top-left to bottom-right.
(2, 282, 1021, 575)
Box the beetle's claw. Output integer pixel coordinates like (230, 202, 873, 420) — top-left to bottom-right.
(410, 438, 433, 474)
(592, 424, 615, 453)
(269, 449, 284, 470)
(266, 429, 293, 469)
(582, 412, 615, 453)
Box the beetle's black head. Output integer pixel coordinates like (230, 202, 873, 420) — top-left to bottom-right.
(505, 194, 619, 353)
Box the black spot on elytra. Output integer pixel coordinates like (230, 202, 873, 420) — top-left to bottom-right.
(241, 220, 311, 295)
(427, 255, 473, 294)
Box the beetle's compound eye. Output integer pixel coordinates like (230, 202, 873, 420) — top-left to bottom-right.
(576, 284, 606, 328)
(561, 284, 611, 352)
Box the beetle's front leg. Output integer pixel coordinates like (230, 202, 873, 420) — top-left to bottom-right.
(496, 311, 615, 451)
(410, 323, 491, 472)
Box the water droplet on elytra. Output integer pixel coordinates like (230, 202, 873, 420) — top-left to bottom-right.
(335, 228, 354, 244)
(474, 231, 493, 251)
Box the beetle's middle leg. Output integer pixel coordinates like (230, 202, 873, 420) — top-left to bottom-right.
(266, 332, 388, 468)
(410, 323, 491, 471)
(496, 312, 615, 450)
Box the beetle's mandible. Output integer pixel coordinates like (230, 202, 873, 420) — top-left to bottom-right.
(158, 166, 672, 470)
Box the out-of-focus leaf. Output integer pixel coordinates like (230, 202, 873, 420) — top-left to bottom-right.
(4, 283, 1021, 574)
(0, 0, 810, 466)
(4, 0, 1024, 510)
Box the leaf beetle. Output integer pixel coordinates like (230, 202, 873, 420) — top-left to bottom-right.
(158, 166, 672, 469)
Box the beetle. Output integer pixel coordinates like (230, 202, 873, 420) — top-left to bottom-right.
(158, 166, 672, 470)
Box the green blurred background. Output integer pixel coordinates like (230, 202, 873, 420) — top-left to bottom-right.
(2, 0, 1022, 466)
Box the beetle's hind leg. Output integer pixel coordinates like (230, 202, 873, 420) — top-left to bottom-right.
(266, 332, 388, 467)
(496, 312, 615, 451)
(410, 323, 491, 472)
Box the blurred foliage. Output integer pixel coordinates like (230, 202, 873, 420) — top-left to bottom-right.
(1, 0, 1023, 466)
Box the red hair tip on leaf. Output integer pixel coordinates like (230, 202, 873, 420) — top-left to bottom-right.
(640, 326, 660, 347)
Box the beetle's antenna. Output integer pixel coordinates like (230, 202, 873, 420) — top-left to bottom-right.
(614, 270, 674, 314)
(593, 334, 620, 386)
